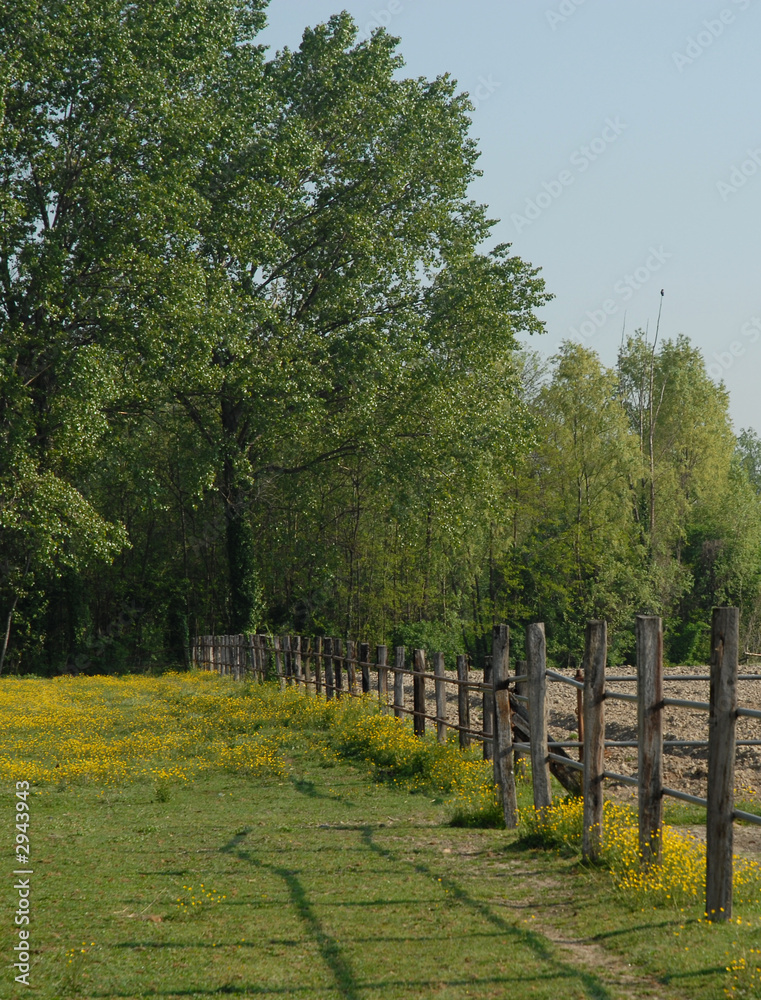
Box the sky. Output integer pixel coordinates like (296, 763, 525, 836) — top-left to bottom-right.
(259, 0, 761, 433)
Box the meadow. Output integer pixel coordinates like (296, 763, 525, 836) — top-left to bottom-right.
(1, 672, 761, 999)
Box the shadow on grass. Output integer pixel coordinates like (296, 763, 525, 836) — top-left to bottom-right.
(290, 777, 333, 799)
(220, 830, 362, 1000)
(661, 966, 728, 982)
(358, 824, 614, 1000)
(194, 814, 628, 1000)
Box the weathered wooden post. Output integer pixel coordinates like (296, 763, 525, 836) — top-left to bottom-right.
(482, 655, 493, 761)
(493, 624, 517, 828)
(324, 637, 334, 700)
(294, 636, 303, 688)
(393, 646, 405, 720)
(457, 655, 471, 748)
(706, 606, 739, 922)
(283, 635, 292, 685)
(433, 652, 447, 743)
(360, 642, 371, 694)
(527, 623, 552, 813)
(255, 634, 265, 682)
(582, 620, 606, 863)
(303, 637, 312, 690)
(265, 634, 272, 682)
(376, 644, 388, 710)
(245, 634, 254, 680)
(413, 649, 426, 736)
(333, 638, 343, 698)
(314, 636, 322, 694)
(274, 635, 285, 691)
(346, 640, 357, 696)
(636, 615, 663, 867)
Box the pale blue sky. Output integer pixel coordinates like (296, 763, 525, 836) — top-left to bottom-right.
(260, 1, 761, 432)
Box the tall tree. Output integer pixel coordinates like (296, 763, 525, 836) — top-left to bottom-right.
(138, 13, 550, 630)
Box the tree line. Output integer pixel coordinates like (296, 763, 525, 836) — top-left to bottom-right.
(1, 1, 759, 673)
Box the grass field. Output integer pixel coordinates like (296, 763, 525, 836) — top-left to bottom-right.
(2, 673, 761, 999)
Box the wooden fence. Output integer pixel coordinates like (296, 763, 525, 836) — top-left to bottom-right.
(192, 606, 761, 923)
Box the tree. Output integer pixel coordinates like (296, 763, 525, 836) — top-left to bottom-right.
(0, 0, 268, 664)
(738, 428, 761, 493)
(617, 332, 760, 661)
(134, 12, 550, 631)
(1, 2, 551, 664)
(505, 343, 648, 663)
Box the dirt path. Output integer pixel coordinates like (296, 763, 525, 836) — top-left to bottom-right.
(441, 833, 687, 1000)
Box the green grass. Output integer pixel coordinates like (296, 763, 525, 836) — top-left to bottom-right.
(1, 676, 760, 999)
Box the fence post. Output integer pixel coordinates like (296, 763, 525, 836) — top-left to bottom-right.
(706, 606, 739, 922)
(314, 637, 322, 694)
(636, 615, 663, 867)
(457, 654, 471, 749)
(260, 634, 270, 682)
(273, 636, 285, 691)
(493, 624, 517, 828)
(433, 653, 447, 743)
(482, 655, 493, 761)
(413, 649, 426, 736)
(303, 637, 312, 690)
(251, 635, 258, 680)
(324, 637, 334, 699)
(582, 620, 606, 863)
(333, 638, 343, 698)
(294, 636, 303, 687)
(376, 645, 388, 710)
(527, 622, 552, 812)
(361, 642, 371, 694)
(284, 635, 293, 685)
(394, 646, 405, 719)
(346, 640, 357, 696)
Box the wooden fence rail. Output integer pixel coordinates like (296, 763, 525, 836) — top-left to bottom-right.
(193, 606, 761, 923)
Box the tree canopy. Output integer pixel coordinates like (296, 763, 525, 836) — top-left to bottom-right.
(1, 2, 759, 672)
